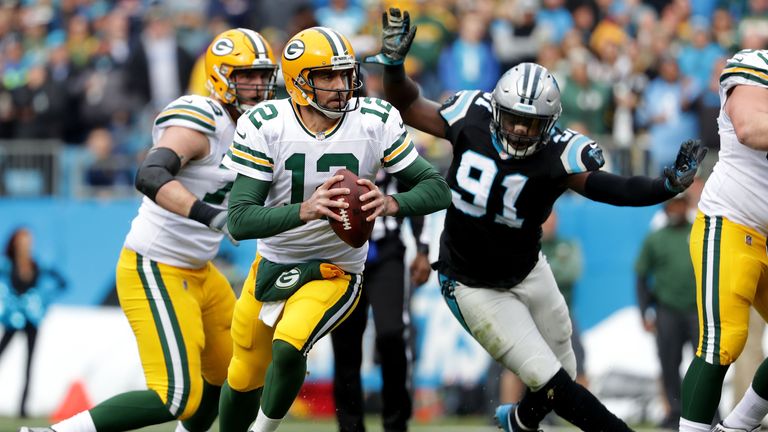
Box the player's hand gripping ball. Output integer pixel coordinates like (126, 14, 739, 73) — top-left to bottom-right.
(328, 169, 374, 248)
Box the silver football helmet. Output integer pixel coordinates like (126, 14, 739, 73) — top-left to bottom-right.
(491, 63, 562, 158)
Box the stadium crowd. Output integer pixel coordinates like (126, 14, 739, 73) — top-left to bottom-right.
(0, 0, 764, 196)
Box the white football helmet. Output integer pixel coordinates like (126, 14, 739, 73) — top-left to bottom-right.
(491, 63, 562, 158)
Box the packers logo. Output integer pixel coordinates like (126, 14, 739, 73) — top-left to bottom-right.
(275, 268, 301, 289)
(284, 40, 305, 61)
(212, 38, 234, 56)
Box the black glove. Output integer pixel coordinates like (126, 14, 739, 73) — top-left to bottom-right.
(364, 8, 417, 66)
(664, 139, 707, 193)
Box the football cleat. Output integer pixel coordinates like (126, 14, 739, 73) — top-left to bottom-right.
(711, 423, 759, 432)
(18, 428, 56, 432)
(495, 403, 541, 432)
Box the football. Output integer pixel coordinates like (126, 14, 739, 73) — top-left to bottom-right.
(328, 168, 374, 248)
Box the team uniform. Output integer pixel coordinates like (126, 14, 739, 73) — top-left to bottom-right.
(221, 96, 420, 392)
(691, 49, 768, 367)
(118, 94, 237, 419)
(435, 90, 604, 389)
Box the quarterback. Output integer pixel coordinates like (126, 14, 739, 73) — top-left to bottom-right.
(217, 26, 451, 432)
(20, 29, 278, 432)
(369, 8, 706, 432)
(681, 49, 768, 432)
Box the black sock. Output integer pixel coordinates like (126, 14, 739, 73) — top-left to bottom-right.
(518, 369, 633, 431)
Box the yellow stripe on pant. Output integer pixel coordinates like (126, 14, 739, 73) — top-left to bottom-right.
(690, 212, 768, 366)
(116, 248, 235, 419)
(227, 254, 362, 392)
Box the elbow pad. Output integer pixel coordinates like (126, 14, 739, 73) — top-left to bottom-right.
(135, 147, 182, 201)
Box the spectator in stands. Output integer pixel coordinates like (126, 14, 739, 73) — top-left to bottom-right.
(677, 17, 725, 93)
(10, 63, 69, 140)
(536, 0, 573, 44)
(559, 49, 613, 135)
(490, 0, 541, 72)
(0, 227, 66, 418)
(635, 193, 697, 430)
(439, 10, 499, 94)
(636, 54, 699, 175)
(314, 0, 365, 41)
(124, 4, 194, 113)
(401, 1, 456, 100)
(83, 128, 133, 196)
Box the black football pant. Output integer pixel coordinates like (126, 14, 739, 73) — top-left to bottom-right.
(331, 239, 413, 432)
(656, 304, 699, 423)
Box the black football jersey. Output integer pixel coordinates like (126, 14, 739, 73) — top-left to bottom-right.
(433, 90, 605, 288)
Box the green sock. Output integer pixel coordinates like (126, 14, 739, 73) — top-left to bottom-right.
(681, 356, 730, 423)
(89, 390, 174, 431)
(181, 381, 220, 432)
(260, 340, 307, 419)
(750, 357, 768, 399)
(219, 380, 262, 432)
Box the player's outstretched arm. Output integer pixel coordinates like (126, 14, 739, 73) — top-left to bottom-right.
(726, 85, 768, 150)
(567, 139, 705, 206)
(366, 8, 446, 138)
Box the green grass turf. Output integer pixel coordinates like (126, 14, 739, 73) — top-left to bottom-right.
(0, 416, 671, 431)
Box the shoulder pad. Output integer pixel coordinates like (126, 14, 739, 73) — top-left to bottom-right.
(720, 49, 768, 91)
(553, 128, 605, 174)
(155, 95, 221, 134)
(439, 90, 488, 126)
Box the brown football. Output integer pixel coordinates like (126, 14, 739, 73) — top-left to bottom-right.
(328, 168, 374, 248)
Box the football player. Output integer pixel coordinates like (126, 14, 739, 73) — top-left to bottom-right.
(19, 29, 278, 432)
(681, 50, 768, 432)
(367, 8, 706, 432)
(216, 26, 451, 432)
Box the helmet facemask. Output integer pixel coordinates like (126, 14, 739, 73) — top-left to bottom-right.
(227, 65, 278, 111)
(298, 62, 362, 119)
(491, 101, 558, 159)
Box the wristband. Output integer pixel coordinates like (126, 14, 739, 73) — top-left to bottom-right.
(188, 200, 220, 226)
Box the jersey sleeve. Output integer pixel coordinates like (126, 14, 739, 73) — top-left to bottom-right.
(554, 128, 605, 175)
(222, 107, 274, 182)
(438, 90, 489, 143)
(154, 95, 218, 135)
(720, 49, 768, 92)
(375, 101, 420, 173)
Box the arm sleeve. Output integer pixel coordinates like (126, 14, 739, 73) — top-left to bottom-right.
(581, 171, 675, 206)
(397, 179, 428, 253)
(227, 174, 304, 240)
(391, 156, 451, 217)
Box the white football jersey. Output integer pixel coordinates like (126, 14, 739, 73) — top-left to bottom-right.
(222, 97, 418, 273)
(699, 49, 768, 236)
(124, 95, 237, 268)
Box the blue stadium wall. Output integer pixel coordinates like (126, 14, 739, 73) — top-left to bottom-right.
(0, 195, 658, 330)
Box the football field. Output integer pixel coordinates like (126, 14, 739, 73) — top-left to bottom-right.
(0, 416, 671, 431)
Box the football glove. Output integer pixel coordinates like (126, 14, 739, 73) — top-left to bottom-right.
(663, 139, 707, 193)
(364, 8, 417, 66)
(210, 211, 239, 246)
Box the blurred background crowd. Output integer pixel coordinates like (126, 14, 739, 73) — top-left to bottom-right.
(0, 0, 762, 198)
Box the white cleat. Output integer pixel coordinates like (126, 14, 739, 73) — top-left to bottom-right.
(18, 427, 56, 432)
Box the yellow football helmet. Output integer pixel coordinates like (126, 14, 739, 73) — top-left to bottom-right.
(205, 28, 277, 110)
(282, 27, 363, 118)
